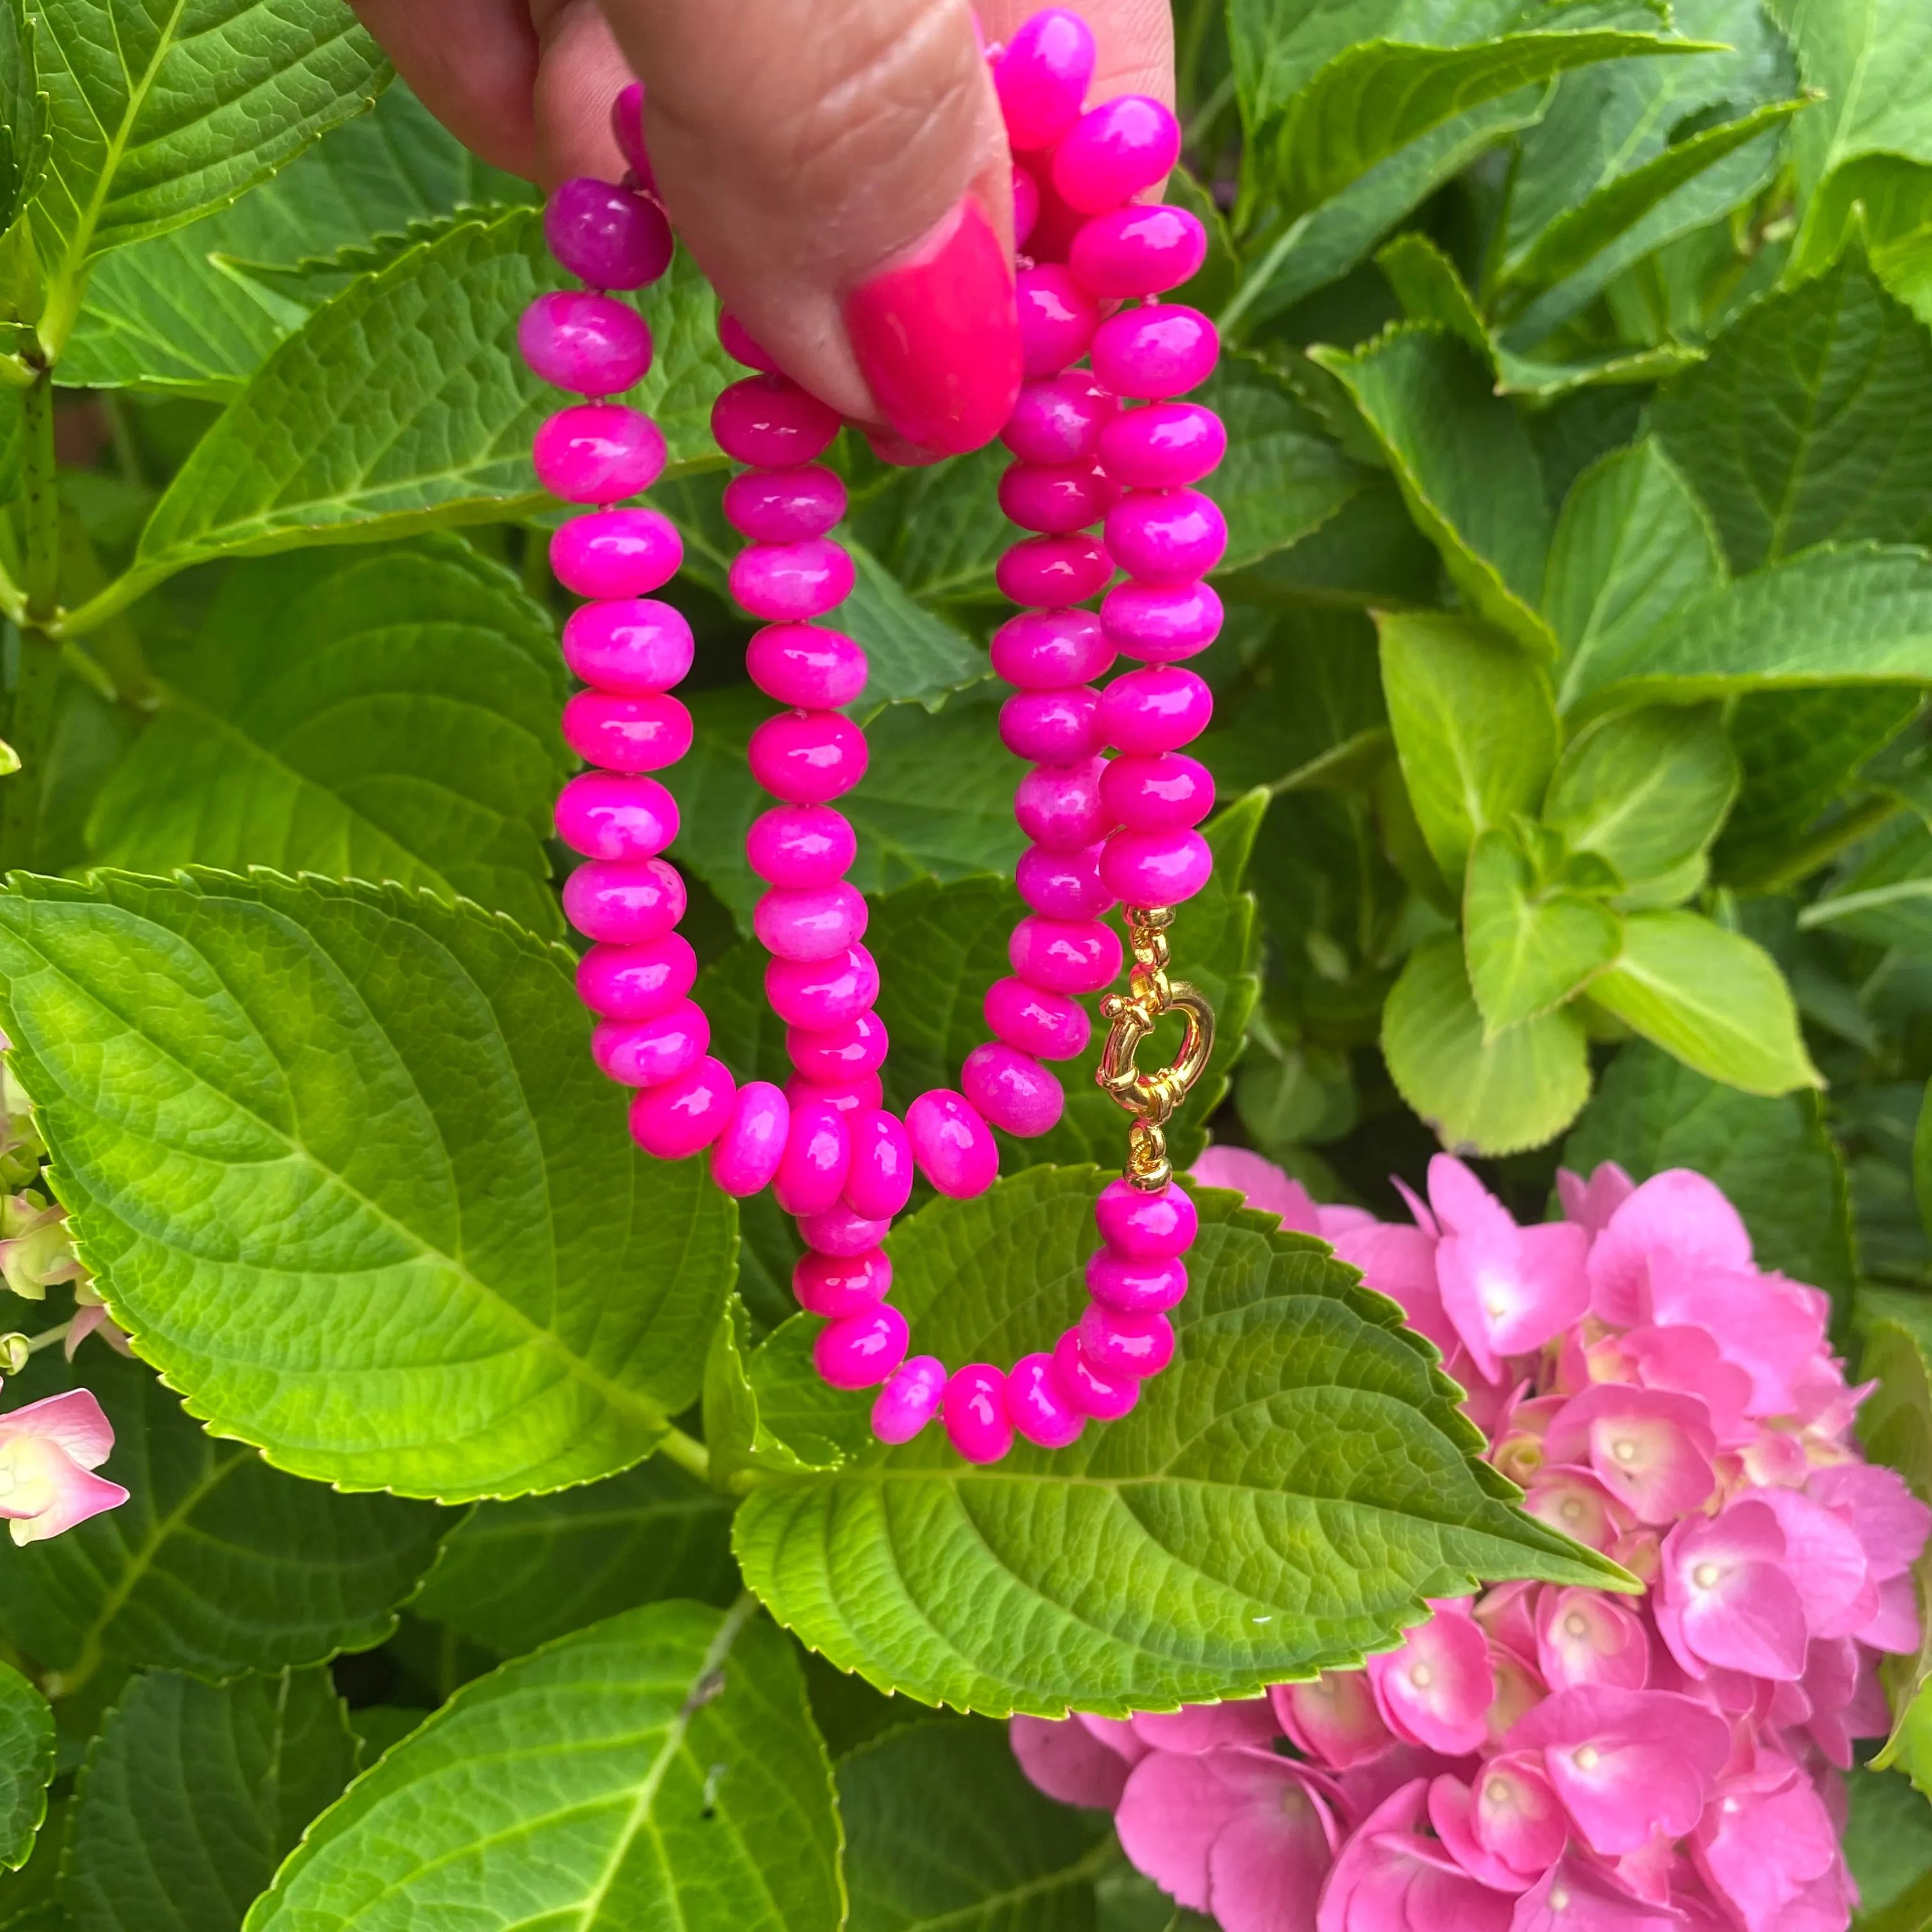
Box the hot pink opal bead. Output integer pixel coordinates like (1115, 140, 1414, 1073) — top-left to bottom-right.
(746, 624, 868, 709)
(1052, 1327, 1140, 1420)
(997, 461, 1114, 535)
(755, 882, 868, 962)
(560, 599, 693, 694)
(1007, 1352, 1086, 1448)
(1015, 756, 1112, 850)
(592, 1002, 708, 1087)
(577, 935, 697, 1022)
(990, 610, 1114, 689)
(628, 1056, 735, 1160)
(562, 691, 693, 772)
(1091, 304, 1219, 399)
(712, 375, 842, 467)
(1080, 1302, 1176, 1378)
(788, 1009, 889, 1081)
(907, 1089, 999, 1198)
(519, 291, 652, 395)
(544, 178, 674, 289)
(1101, 825, 1214, 904)
(984, 975, 1091, 1060)
(873, 1356, 947, 1444)
(765, 944, 880, 1030)
(1070, 204, 1208, 298)
(1095, 1176, 1198, 1259)
(1097, 402, 1227, 489)
(747, 805, 856, 887)
(997, 535, 1112, 608)
(816, 1305, 910, 1391)
(1001, 374, 1115, 464)
(610, 83, 654, 182)
(1016, 841, 1113, 918)
(710, 1081, 790, 1197)
(551, 509, 682, 600)
(793, 1246, 891, 1318)
(785, 1071, 884, 1117)
(799, 1203, 894, 1257)
(1107, 491, 1228, 584)
(944, 1364, 1015, 1463)
(1010, 914, 1123, 995)
(747, 710, 869, 804)
(1101, 751, 1215, 831)
(845, 1108, 915, 1220)
(1099, 666, 1213, 753)
(563, 857, 686, 944)
(555, 772, 679, 859)
(1000, 687, 1103, 765)
(724, 468, 847, 543)
(1012, 162, 1040, 248)
(717, 310, 779, 372)
(1052, 96, 1183, 213)
(774, 1098, 852, 1216)
(962, 1041, 1064, 1138)
(1016, 264, 1100, 377)
(995, 8, 1095, 150)
(1103, 579, 1223, 661)
(534, 405, 666, 503)
(730, 539, 856, 622)
(1087, 1248, 1189, 1314)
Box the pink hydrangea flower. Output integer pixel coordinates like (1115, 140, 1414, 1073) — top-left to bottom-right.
(0, 1389, 128, 1544)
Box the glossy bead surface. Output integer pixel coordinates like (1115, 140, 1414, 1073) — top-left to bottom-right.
(755, 882, 868, 962)
(1080, 1303, 1176, 1379)
(944, 1364, 1015, 1463)
(747, 710, 869, 804)
(1007, 1352, 1085, 1448)
(1070, 204, 1208, 298)
(724, 467, 847, 542)
(519, 291, 652, 395)
(1001, 374, 1114, 464)
(1052, 96, 1183, 213)
(551, 509, 682, 600)
(1095, 1177, 1198, 1259)
(712, 375, 842, 467)
(1101, 751, 1215, 831)
(562, 691, 694, 772)
(1103, 579, 1223, 661)
(998, 461, 1113, 534)
(1015, 756, 1112, 852)
(1091, 304, 1219, 399)
(996, 535, 1111, 608)
(1009, 914, 1123, 995)
(995, 8, 1095, 150)
(731, 539, 856, 622)
(1012, 162, 1040, 247)
(1052, 1326, 1140, 1420)
(1016, 264, 1100, 376)
(560, 599, 693, 694)
(628, 1056, 735, 1160)
(1087, 1248, 1190, 1314)
(785, 1072, 884, 1117)
(592, 1002, 708, 1087)
(710, 1081, 790, 1197)
(544, 178, 673, 289)
(907, 1089, 999, 1198)
(774, 1099, 852, 1216)
(765, 945, 880, 1030)
(1000, 687, 1103, 765)
(718, 310, 779, 372)
(533, 405, 666, 502)
(554, 772, 679, 859)
(1106, 490, 1228, 583)
(611, 82, 654, 188)
(962, 1041, 1064, 1137)
(816, 1305, 909, 1391)
(563, 857, 686, 944)
(873, 1356, 947, 1443)
(1098, 666, 1213, 753)
(1015, 841, 1112, 918)
(788, 1009, 889, 1082)
(793, 1246, 892, 1318)
(1097, 403, 1227, 489)
(747, 805, 856, 887)
(845, 1109, 916, 1220)
(1101, 825, 1214, 904)
(799, 1203, 894, 1257)
(983, 975, 1091, 1060)
(990, 610, 1114, 689)
(577, 935, 698, 1022)
(746, 624, 868, 709)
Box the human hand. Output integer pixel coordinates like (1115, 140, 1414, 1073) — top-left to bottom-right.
(346, 1, 1174, 452)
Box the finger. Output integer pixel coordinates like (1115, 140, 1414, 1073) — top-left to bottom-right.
(975, 0, 1174, 108)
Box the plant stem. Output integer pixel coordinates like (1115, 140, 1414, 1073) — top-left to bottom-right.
(24, 1319, 71, 1356)
(0, 373, 63, 870)
(657, 1423, 712, 1486)
(19, 374, 57, 629)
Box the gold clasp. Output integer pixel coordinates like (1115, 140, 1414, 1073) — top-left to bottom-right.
(1096, 905, 1216, 1192)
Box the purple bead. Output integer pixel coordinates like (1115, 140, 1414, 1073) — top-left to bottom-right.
(1001, 373, 1116, 464)
(774, 1098, 852, 1216)
(561, 691, 693, 772)
(873, 1356, 947, 1444)
(1009, 915, 1122, 995)
(990, 610, 1114, 689)
(944, 1364, 1015, 1463)
(1052, 1327, 1140, 1420)
(1107, 491, 1228, 585)
(746, 624, 868, 709)
(1103, 579, 1223, 662)
(1016, 264, 1100, 378)
(816, 1305, 910, 1392)
(747, 709, 869, 804)
(1014, 756, 1113, 852)
(1000, 687, 1103, 765)
(519, 291, 652, 395)
(1095, 1177, 1198, 1260)
(788, 1009, 889, 1081)
(1013, 162, 1040, 248)
(845, 1109, 915, 1220)
(998, 460, 1114, 535)
(563, 857, 685, 944)
(997, 534, 1112, 609)
(1101, 826, 1214, 905)
(1052, 96, 1183, 213)
(533, 404, 666, 503)
(799, 1202, 894, 1256)
(1007, 1352, 1085, 1448)
(907, 1090, 999, 1199)
(1099, 666, 1213, 754)
(747, 805, 856, 887)
(995, 10, 1095, 151)
(551, 509, 682, 600)
(984, 976, 1091, 1061)
(1015, 841, 1113, 919)
(710, 1081, 790, 1197)
(724, 467, 847, 542)
(544, 178, 673, 289)
(1098, 403, 1227, 491)
(1101, 751, 1215, 831)
(629, 1056, 735, 1160)
(962, 1041, 1064, 1138)
(718, 310, 779, 372)
(555, 771, 679, 859)
(1080, 1302, 1175, 1379)
(577, 935, 697, 1022)
(794, 1246, 891, 1318)
(713, 376, 841, 468)
(592, 1002, 709, 1087)
(610, 83, 655, 191)
(1091, 305, 1219, 400)
(765, 945, 880, 1030)
(731, 539, 855, 622)
(755, 882, 868, 962)
(561, 599, 693, 695)
(1087, 1248, 1189, 1314)
(1071, 204, 1208, 299)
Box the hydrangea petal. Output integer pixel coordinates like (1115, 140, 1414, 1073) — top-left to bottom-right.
(1190, 1148, 1324, 1234)
(1011, 1714, 1131, 1808)
(1645, 1267, 1827, 1420)
(1658, 1501, 1809, 1680)
(1691, 1756, 1838, 1932)
(1133, 1698, 1282, 1753)
(0, 1387, 114, 1467)
(1427, 1774, 1535, 1894)
(1587, 1170, 1751, 1328)
(1329, 1222, 1457, 1358)
(1315, 1780, 1515, 1932)
(1544, 1385, 1716, 1524)
(1524, 1468, 1632, 1553)
(1271, 1671, 1397, 1770)
(1208, 1756, 1342, 1932)
(1536, 1586, 1650, 1692)
(1558, 1162, 1636, 1234)
(1753, 1491, 1875, 1641)
(1512, 1854, 1691, 1932)
(1807, 1462, 1932, 1582)
(1471, 1752, 1567, 1878)
(1367, 1602, 1495, 1757)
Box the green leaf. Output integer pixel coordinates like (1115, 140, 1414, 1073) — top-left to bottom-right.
(1376, 233, 1491, 356)
(1797, 813, 1932, 950)
(0, 1, 48, 238)
(1843, 1759, 1932, 1925)
(0, 1669, 49, 1876)
(1378, 609, 1561, 887)
(841, 440, 1012, 610)
(410, 1462, 740, 1657)
(1793, 155, 1932, 328)
(84, 539, 569, 932)
(1382, 930, 1593, 1155)
(1463, 825, 1622, 1033)
(243, 1600, 843, 1932)
(735, 1167, 1622, 1717)
(1312, 328, 1556, 652)
(0, 870, 735, 1501)
(705, 1290, 847, 1486)
(1585, 910, 1819, 1094)
(1652, 249, 1932, 573)
(65, 1667, 355, 1932)
(0, 1347, 446, 1696)
(840, 1721, 1112, 1932)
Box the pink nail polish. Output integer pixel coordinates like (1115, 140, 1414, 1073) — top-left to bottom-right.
(845, 198, 1023, 457)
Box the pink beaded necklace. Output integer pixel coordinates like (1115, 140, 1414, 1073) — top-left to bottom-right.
(520, 10, 1226, 1468)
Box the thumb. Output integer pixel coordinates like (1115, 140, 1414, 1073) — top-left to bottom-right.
(599, 0, 1022, 454)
